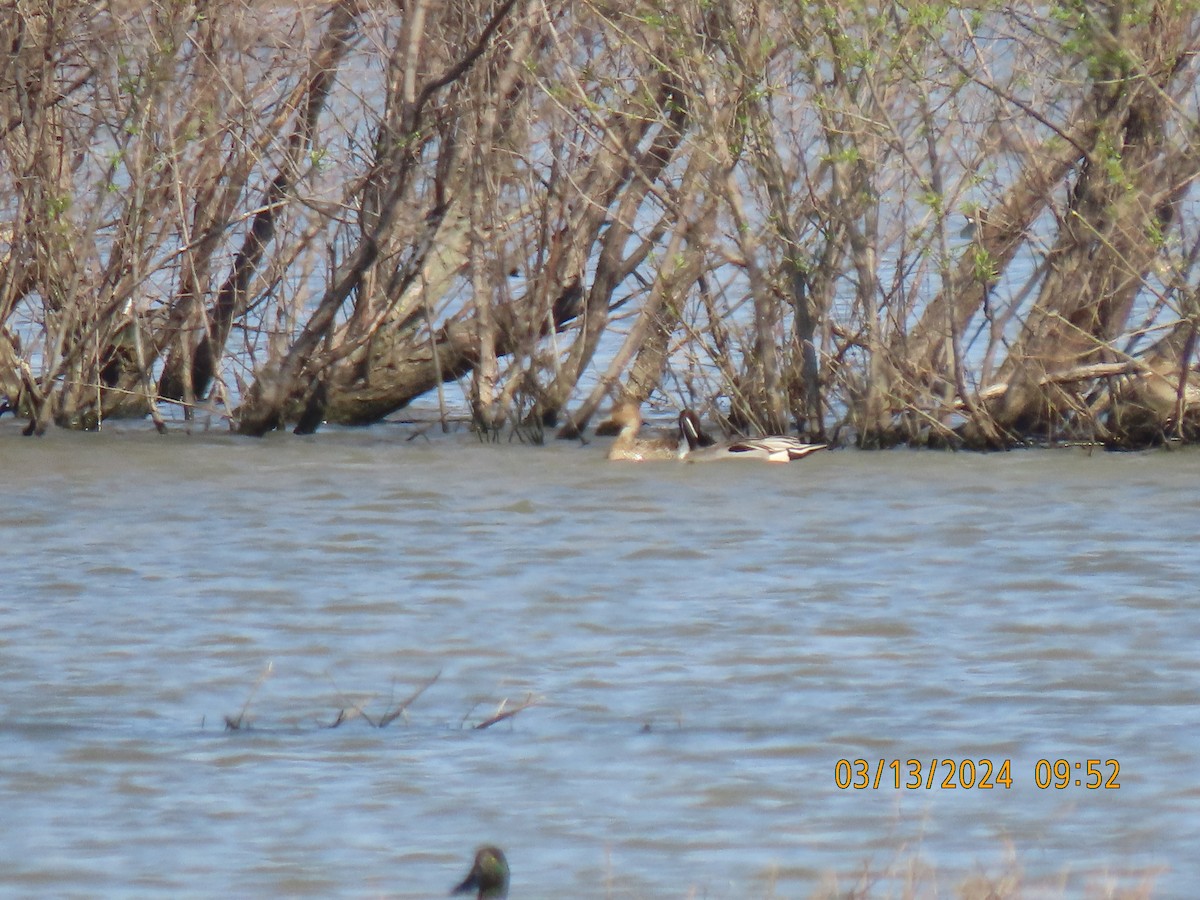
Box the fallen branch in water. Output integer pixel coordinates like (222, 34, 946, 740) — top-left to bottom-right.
(469, 693, 541, 730)
(379, 670, 442, 727)
(224, 662, 274, 731)
(328, 670, 442, 728)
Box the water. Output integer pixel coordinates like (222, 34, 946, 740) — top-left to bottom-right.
(1, 421, 1196, 898)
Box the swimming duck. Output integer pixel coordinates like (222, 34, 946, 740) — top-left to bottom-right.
(606, 401, 686, 461)
(453, 846, 509, 899)
(961, 207, 988, 239)
(680, 409, 827, 463)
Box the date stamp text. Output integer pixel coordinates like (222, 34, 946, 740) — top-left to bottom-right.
(833, 758, 1121, 790)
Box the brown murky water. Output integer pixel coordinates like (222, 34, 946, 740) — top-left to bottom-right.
(1, 421, 1195, 897)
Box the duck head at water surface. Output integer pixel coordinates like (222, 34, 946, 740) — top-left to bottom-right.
(452, 846, 509, 899)
(605, 401, 686, 461)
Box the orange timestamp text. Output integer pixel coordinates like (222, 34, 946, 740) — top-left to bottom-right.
(833, 758, 1121, 790)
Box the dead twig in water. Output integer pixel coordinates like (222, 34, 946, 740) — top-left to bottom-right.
(470, 693, 540, 730)
(327, 670, 442, 729)
(378, 670, 441, 727)
(327, 698, 373, 729)
(224, 662, 274, 731)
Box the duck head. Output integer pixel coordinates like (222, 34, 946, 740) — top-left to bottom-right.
(607, 400, 644, 435)
(452, 846, 509, 899)
(679, 409, 716, 450)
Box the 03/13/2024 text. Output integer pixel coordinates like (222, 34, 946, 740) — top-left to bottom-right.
(833, 758, 1121, 790)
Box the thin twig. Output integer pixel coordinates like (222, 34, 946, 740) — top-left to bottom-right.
(224, 662, 274, 731)
(379, 670, 442, 728)
(472, 693, 540, 730)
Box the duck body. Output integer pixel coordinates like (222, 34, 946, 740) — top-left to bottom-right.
(453, 846, 509, 899)
(680, 409, 827, 463)
(606, 401, 686, 461)
(688, 435, 828, 462)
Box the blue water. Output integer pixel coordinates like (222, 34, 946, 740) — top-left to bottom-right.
(0, 424, 1195, 897)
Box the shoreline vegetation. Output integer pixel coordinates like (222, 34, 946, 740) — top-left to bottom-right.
(3, 2, 1200, 449)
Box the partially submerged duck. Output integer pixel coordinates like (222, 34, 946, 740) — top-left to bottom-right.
(680, 408, 827, 463)
(606, 401, 686, 461)
(453, 846, 509, 899)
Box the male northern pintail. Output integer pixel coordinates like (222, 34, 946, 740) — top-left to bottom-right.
(680, 408, 827, 462)
(453, 846, 509, 899)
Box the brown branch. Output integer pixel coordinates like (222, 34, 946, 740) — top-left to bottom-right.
(327, 670, 442, 729)
(378, 670, 442, 728)
(471, 693, 540, 730)
(223, 662, 274, 731)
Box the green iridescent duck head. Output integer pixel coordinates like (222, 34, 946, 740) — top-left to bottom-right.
(452, 846, 509, 899)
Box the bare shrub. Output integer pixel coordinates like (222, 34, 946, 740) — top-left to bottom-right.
(3, 1, 1199, 447)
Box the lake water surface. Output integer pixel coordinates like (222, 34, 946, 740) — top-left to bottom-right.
(1, 421, 1197, 898)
